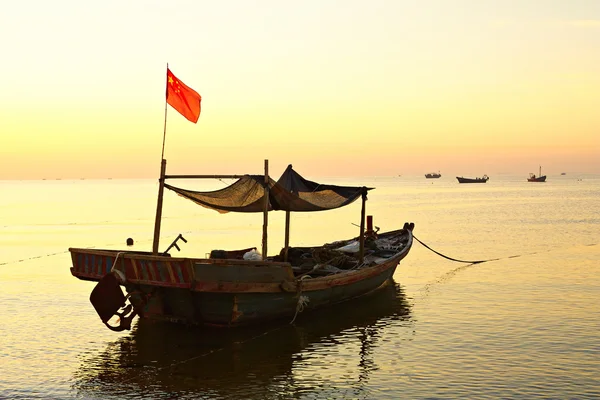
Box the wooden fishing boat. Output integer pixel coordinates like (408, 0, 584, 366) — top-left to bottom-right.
(456, 175, 488, 183)
(69, 161, 414, 331)
(69, 68, 413, 332)
(528, 165, 547, 182)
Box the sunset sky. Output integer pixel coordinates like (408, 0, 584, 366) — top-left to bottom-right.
(1, 0, 599, 179)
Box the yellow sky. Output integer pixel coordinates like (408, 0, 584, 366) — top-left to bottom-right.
(1, 0, 599, 179)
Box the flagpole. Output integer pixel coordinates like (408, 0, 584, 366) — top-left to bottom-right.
(152, 63, 169, 254)
(160, 63, 169, 160)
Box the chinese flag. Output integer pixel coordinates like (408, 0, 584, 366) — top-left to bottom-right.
(166, 68, 201, 123)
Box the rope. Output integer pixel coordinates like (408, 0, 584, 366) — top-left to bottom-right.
(290, 277, 310, 324)
(413, 235, 502, 264)
(290, 295, 310, 324)
(109, 251, 128, 283)
(0, 228, 197, 267)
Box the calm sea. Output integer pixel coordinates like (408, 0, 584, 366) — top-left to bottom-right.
(1, 174, 599, 399)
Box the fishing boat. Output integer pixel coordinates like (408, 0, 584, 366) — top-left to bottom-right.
(69, 67, 414, 332)
(527, 166, 547, 182)
(456, 175, 489, 184)
(425, 172, 441, 179)
(69, 162, 414, 331)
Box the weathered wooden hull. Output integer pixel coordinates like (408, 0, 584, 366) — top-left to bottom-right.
(135, 259, 399, 326)
(70, 229, 413, 328)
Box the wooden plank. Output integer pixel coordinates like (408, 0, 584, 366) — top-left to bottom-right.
(193, 263, 292, 283)
(68, 248, 291, 266)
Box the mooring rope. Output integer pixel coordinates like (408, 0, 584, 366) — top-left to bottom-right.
(290, 276, 311, 324)
(0, 229, 197, 267)
(413, 235, 503, 264)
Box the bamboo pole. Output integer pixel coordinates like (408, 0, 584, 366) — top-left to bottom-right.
(359, 191, 367, 264)
(152, 159, 167, 254)
(284, 210, 290, 262)
(164, 174, 244, 180)
(262, 160, 269, 260)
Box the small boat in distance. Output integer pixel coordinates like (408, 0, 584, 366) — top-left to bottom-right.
(456, 175, 489, 184)
(561, 172, 566, 176)
(528, 165, 547, 182)
(425, 172, 441, 179)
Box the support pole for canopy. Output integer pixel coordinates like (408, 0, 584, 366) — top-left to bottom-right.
(164, 174, 244, 180)
(284, 210, 290, 262)
(262, 160, 269, 260)
(152, 159, 167, 254)
(359, 190, 367, 264)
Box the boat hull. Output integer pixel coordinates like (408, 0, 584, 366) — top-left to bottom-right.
(70, 229, 412, 327)
(456, 176, 488, 183)
(133, 264, 398, 326)
(527, 175, 547, 182)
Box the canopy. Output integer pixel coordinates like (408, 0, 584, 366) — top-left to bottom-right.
(164, 165, 371, 213)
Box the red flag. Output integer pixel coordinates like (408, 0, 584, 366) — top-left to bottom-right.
(166, 68, 201, 123)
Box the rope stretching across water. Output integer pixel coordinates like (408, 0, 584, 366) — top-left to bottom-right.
(413, 235, 503, 264)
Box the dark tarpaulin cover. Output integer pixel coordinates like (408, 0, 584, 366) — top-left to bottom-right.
(164, 165, 371, 213)
(164, 175, 270, 214)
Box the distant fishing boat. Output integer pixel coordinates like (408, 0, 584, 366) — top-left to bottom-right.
(456, 175, 489, 184)
(561, 172, 566, 176)
(528, 166, 547, 182)
(425, 172, 441, 179)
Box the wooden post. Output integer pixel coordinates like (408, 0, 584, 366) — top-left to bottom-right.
(262, 160, 269, 260)
(152, 159, 167, 255)
(359, 190, 367, 264)
(284, 210, 290, 261)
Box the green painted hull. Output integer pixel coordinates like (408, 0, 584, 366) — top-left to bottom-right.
(128, 265, 397, 326)
(70, 228, 413, 329)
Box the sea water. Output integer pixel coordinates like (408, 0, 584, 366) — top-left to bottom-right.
(1, 174, 599, 399)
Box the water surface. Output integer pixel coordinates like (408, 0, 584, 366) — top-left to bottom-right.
(1, 174, 599, 399)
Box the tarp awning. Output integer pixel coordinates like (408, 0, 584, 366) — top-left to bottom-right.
(164, 165, 371, 213)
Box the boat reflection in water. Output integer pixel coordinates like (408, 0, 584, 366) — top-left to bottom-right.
(73, 282, 411, 399)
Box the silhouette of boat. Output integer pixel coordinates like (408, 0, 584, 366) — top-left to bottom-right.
(425, 172, 441, 179)
(456, 175, 489, 183)
(528, 166, 546, 182)
(69, 162, 415, 332)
